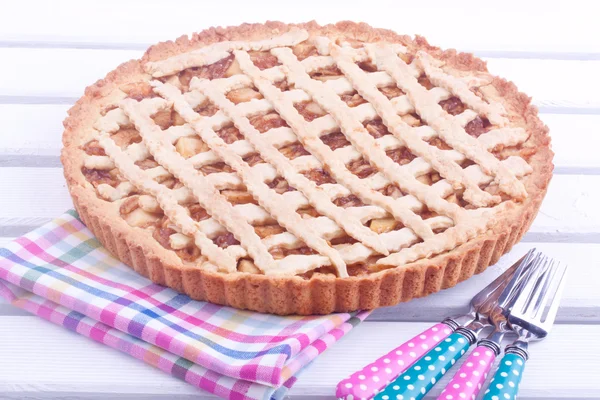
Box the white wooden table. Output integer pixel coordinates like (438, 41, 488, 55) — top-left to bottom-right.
(1, 1, 599, 398)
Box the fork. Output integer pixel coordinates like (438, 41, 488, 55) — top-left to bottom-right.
(374, 250, 538, 400)
(482, 256, 568, 400)
(438, 251, 542, 400)
(336, 250, 535, 400)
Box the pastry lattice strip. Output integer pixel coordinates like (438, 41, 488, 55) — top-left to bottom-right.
(235, 49, 439, 244)
(147, 83, 348, 275)
(117, 98, 279, 273)
(273, 47, 476, 230)
(93, 99, 527, 206)
(241, 41, 524, 267)
(144, 29, 310, 77)
(98, 130, 236, 271)
(86, 55, 438, 171)
(93, 98, 528, 274)
(97, 96, 453, 275)
(92, 94, 527, 209)
(104, 119, 529, 258)
(85, 30, 533, 276)
(89, 57, 528, 206)
(369, 45, 527, 204)
(330, 43, 498, 210)
(87, 48, 527, 179)
(172, 80, 389, 256)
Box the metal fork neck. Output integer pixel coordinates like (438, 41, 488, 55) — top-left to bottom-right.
(442, 318, 460, 331)
(477, 338, 501, 355)
(455, 327, 477, 345)
(441, 318, 478, 344)
(506, 340, 530, 361)
(443, 313, 476, 330)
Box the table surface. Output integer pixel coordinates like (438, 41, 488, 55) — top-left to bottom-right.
(1, 0, 599, 398)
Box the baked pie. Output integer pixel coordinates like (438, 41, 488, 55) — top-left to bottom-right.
(62, 21, 553, 315)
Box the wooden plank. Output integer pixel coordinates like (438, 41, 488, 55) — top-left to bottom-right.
(0, 241, 597, 322)
(0, 168, 72, 229)
(529, 175, 600, 236)
(0, 316, 595, 399)
(0, 48, 598, 111)
(0, 0, 597, 56)
(2, 108, 598, 171)
(546, 114, 600, 172)
(485, 58, 600, 112)
(0, 48, 141, 99)
(1, 104, 69, 157)
(0, 168, 596, 236)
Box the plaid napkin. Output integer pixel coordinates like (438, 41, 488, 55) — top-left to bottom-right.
(0, 210, 368, 400)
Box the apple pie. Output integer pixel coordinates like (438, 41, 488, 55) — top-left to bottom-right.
(61, 21, 553, 315)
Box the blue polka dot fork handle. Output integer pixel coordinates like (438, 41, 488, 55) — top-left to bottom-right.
(373, 249, 539, 400)
(483, 254, 568, 400)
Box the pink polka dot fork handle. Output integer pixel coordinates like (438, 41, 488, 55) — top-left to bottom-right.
(374, 329, 475, 400)
(437, 343, 498, 400)
(336, 322, 453, 399)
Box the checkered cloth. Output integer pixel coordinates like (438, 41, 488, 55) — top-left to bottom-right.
(0, 211, 368, 400)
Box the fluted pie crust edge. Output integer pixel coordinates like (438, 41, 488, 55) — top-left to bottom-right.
(62, 21, 553, 315)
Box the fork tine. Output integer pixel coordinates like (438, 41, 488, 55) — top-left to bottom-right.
(525, 257, 555, 318)
(496, 248, 538, 309)
(532, 259, 560, 320)
(511, 254, 545, 306)
(512, 254, 549, 315)
(541, 262, 568, 325)
(521, 256, 554, 316)
(512, 256, 568, 327)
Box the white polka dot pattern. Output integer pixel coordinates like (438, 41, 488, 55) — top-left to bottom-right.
(438, 345, 496, 400)
(336, 323, 452, 399)
(375, 332, 470, 400)
(481, 353, 525, 400)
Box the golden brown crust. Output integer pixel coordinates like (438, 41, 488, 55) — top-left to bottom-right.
(62, 21, 553, 315)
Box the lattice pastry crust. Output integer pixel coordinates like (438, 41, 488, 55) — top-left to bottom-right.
(62, 21, 553, 314)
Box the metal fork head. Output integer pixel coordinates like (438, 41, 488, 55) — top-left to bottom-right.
(471, 250, 538, 333)
(495, 249, 539, 312)
(472, 248, 537, 313)
(508, 254, 568, 341)
(450, 249, 537, 328)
